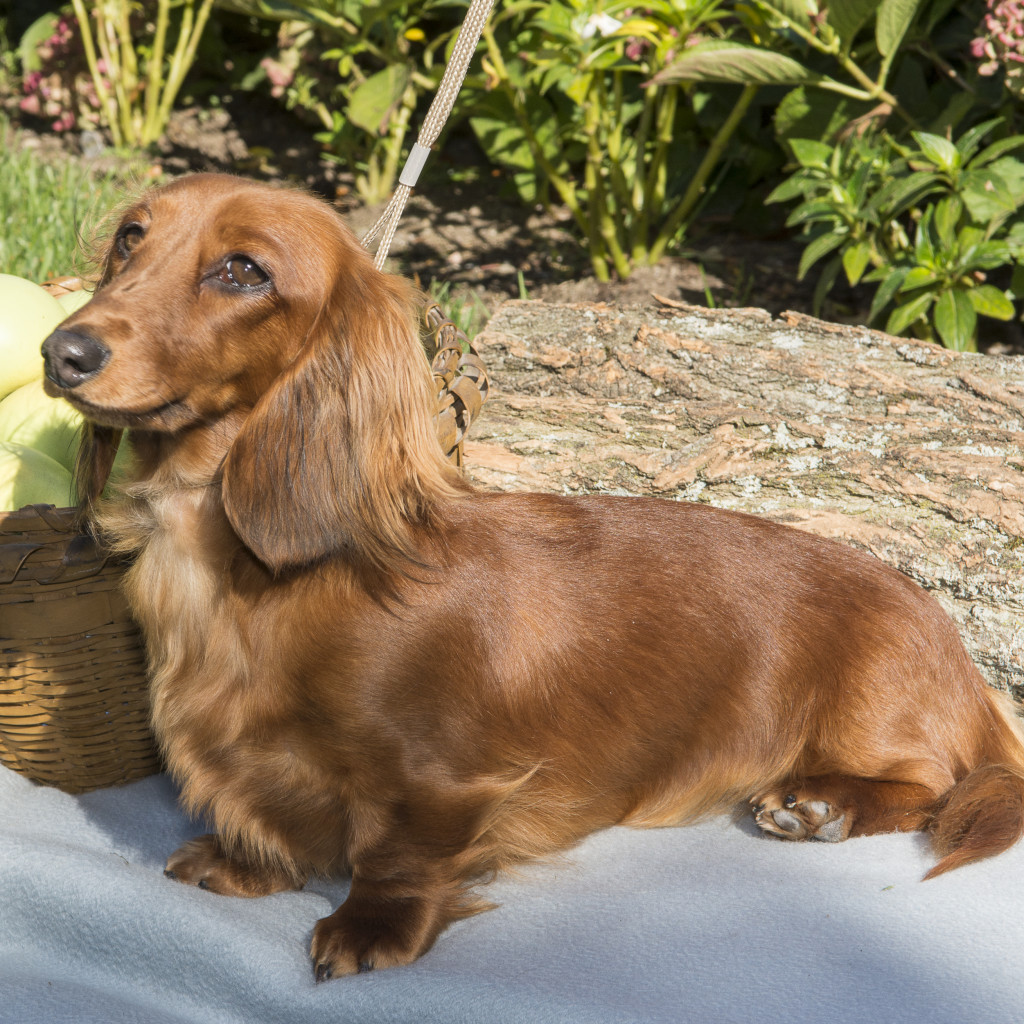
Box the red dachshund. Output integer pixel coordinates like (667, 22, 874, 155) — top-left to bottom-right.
(42, 173, 1024, 980)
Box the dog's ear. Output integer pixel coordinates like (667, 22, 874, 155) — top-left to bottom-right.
(73, 422, 123, 526)
(221, 267, 460, 575)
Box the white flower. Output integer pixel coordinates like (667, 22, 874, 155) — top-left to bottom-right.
(581, 12, 623, 39)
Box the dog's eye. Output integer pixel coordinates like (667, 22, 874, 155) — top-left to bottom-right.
(218, 256, 269, 289)
(117, 224, 145, 258)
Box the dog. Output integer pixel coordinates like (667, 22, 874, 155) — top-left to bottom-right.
(41, 172, 1024, 980)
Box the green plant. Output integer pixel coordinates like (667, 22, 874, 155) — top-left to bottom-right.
(972, 0, 1024, 98)
(0, 115, 146, 281)
(658, 0, 983, 138)
(223, 0, 465, 203)
(770, 123, 1024, 350)
(472, 0, 756, 282)
(426, 278, 491, 340)
(68, 0, 214, 149)
(0, 13, 19, 96)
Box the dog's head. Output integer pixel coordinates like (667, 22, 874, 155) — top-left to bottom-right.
(43, 173, 460, 572)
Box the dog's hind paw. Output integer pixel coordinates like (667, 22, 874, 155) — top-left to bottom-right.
(164, 834, 304, 897)
(751, 788, 850, 843)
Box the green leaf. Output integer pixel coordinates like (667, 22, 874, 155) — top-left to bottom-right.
(655, 41, 826, 86)
(886, 291, 934, 335)
(899, 266, 938, 291)
(1011, 263, 1024, 297)
(970, 135, 1024, 169)
(876, 0, 923, 57)
(955, 119, 1002, 163)
(842, 240, 872, 285)
(773, 87, 870, 144)
(912, 131, 960, 173)
(346, 64, 411, 136)
(962, 160, 1024, 223)
(757, 0, 817, 27)
(914, 207, 936, 266)
(962, 238, 1014, 272)
(827, 0, 879, 47)
(933, 195, 963, 249)
(967, 284, 1015, 320)
(798, 230, 846, 280)
(789, 138, 834, 169)
(869, 267, 908, 322)
(812, 254, 842, 317)
(932, 289, 977, 350)
(1006, 222, 1024, 260)
(219, 0, 353, 28)
(18, 12, 59, 73)
(846, 161, 875, 207)
(765, 173, 816, 204)
(868, 170, 943, 218)
(786, 200, 842, 228)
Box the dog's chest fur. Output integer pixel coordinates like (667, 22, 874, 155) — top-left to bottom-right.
(102, 484, 376, 870)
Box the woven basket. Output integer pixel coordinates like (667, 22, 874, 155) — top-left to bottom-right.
(0, 284, 488, 793)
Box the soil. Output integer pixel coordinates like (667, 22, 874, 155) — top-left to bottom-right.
(8, 93, 1023, 354)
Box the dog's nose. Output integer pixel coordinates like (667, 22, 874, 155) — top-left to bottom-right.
(42, 329, 110, 389)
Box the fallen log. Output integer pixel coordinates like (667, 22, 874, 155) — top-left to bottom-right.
(463, 300, 1024, 698)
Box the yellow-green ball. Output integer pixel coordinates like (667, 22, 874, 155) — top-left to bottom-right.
(0, 439, 75, 510)
(0, 274, 66, 401)
(0, 377, 85, 472)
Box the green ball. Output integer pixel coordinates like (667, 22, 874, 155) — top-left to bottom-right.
(0, 377, 85, 472)
(56, 287, 94, 316)
(0, 439, 75, 510)
(0, 274, 66, 401)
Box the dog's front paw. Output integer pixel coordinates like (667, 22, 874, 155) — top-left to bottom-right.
(164, 834, 303, 897)
(751, 788, 850, 843)
(311, 877, 469, 981)
(311, 900, 424, 981)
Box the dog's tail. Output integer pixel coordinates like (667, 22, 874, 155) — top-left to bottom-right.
(925, 690, 1024, 880)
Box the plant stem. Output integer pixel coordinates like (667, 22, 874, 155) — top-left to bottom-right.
(637, 83, 678, 264)
(70, 0, 123, 148)
(630, 86, 658, 255)
(155, 0, 215, 147)
(585, 118, 630, 280)
(143, 0, 172, 146)
(481, 27, 589, 237)
(93, 6, 130, 148)
(114, 0, 139, 143)
(601, 72, 634, 264)
(832, 50, 915, 126)
(374, 80, 417, 202)
(650, 83, 758, 265)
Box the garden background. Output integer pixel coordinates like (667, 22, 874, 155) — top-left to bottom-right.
(4, 0, 1024, 355)
(6, 5, 1024, 1021)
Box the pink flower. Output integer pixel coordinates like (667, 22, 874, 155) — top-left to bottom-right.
(973, 0, 1024, 89)
(260, 56, 294, 98)
(625, 39, 648, 61)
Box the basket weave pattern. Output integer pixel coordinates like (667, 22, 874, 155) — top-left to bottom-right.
(0, 505, 159, 792)
(0, 296, 488, 793)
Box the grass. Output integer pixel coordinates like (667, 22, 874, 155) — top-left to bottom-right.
(0, 115, 149, 283)
(425, 278, 491, 343)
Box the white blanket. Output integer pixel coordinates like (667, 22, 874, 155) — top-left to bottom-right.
(1, 764, 1021, 1024)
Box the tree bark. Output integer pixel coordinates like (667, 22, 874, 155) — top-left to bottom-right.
(463, 300, 1024, 697)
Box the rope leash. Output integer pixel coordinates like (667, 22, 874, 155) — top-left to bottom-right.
(362, 0, 497, 269)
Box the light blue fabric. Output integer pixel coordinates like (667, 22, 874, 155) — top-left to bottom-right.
(1, 765, 1021, 1024)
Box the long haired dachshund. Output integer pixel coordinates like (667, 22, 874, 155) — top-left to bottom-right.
(42, 173, 1024, 980)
